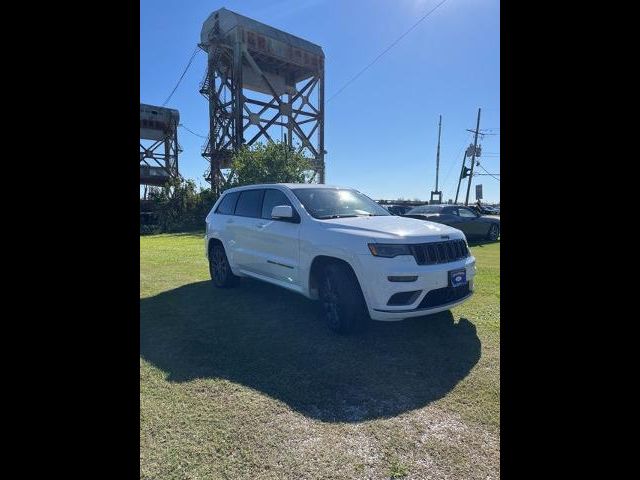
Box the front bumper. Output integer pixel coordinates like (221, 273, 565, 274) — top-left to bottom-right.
(353, 253, 476, 321)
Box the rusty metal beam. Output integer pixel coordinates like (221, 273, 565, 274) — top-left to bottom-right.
(200, 14, 325, 191)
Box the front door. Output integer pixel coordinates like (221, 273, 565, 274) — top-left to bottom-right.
(253, 188, 301, 285)
(456, 206, 484, 237)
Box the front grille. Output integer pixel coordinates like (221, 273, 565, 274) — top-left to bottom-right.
(410, 239, 469, 265)
(418, 282, 470, 309)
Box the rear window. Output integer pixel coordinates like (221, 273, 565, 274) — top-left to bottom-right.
(215, 192, 240, 215)
(235, 189, 265, 218)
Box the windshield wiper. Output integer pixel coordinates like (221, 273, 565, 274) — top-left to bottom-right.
(317, 214, 359, 219)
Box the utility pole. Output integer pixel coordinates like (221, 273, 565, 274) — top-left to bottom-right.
(454, 150, 467, 204)
(435, 115, 441, 192)
(464, 108, 482, 206)
(430, 115, 443, 204)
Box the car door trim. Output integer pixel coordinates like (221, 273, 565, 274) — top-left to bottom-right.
(267, 260, 294, 269)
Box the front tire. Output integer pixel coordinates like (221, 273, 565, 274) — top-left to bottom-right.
(319, 263, 369, 334)
(487, 224, 500, 241)
(209, 243, 237, 288)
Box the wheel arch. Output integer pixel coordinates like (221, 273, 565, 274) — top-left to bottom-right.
(206, 236, 224, 259)
(308, 255, 360, 300)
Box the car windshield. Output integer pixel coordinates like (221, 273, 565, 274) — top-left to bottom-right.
(291, 188, 391, 219)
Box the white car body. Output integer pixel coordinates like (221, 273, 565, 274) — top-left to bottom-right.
(205, 183, 476, 321)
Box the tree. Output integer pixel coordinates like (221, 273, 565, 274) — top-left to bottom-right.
(226, 141, 313, 188)
(141, 141, 314, 234)
(146, 177, 212, 232)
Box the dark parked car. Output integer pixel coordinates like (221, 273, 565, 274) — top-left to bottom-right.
(381, 204, 413, 216)
(404, 204, 500, 241)
(469, 204, 499, 216)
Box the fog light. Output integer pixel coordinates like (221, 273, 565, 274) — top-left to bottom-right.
(387, 290, 422, 306)
(387, 275, 418, 282)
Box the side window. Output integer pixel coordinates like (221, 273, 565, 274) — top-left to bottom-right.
(458, 208, 477, 218)
(261, 189, 293, 219)
(442, 207, 456, 215)
(215, 192, 239, 215)
(419, 206, 441, 214)
(234, 189, 265, 218)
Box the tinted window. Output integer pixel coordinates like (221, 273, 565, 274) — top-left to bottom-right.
(387, 206, 402, 215)
(234, 189, 265, 218)
(458, 207, 477, 218)
(388, 205, 411, 215)
(215, 191, 239, 215)
(261, 189, 293, 219)
(407, 205, 442, 214)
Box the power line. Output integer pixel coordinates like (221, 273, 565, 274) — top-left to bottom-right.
(162, 46, 201, 106)
(326, 0, 451, 103)
(476, 163, 500, 181)
(179, 124, 208, 139)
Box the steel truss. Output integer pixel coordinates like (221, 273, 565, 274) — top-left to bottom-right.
(139, 116, 180, 187)
(200, 29, 325, 195)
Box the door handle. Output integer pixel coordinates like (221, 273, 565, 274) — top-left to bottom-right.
(256, 223, 267, 229)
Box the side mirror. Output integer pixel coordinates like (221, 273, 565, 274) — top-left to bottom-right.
(271, 205, 294, 220)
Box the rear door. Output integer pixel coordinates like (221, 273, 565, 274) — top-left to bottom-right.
(212, 191, 240, 263)
(252, 188, 301, 285)
(229, 189, 265, 273)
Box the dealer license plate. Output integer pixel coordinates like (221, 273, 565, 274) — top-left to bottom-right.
(449, 268, 467, 287)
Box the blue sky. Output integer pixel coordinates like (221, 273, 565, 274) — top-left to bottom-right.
(141, 0, 500, 202)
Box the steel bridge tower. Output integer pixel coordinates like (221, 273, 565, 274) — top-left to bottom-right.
(199, 7, 325, 194)
(139, 103, 180, 186)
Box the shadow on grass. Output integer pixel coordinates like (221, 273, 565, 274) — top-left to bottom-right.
(140, 279, 481, 423)
(468, 239, 500, 248)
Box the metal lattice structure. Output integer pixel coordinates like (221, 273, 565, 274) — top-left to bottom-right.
(140, 104, 180, 186)
(199, 8, 325, 194)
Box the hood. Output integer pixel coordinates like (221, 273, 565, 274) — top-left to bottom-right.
(319, 215, 465, 241)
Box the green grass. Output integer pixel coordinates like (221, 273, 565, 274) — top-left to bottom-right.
(140, 233, 500, 479)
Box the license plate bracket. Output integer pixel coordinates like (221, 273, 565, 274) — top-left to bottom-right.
(449, 268, 467, 287)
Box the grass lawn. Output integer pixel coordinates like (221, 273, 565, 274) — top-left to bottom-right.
(140, 233, 500, 479)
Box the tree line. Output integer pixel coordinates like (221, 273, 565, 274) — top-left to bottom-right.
(141, 141, 313, 234)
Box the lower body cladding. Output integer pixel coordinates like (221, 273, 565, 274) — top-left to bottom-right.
(355, 254, 476, 321)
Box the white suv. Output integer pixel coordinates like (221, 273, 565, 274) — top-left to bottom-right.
(205, 184, 476, 333)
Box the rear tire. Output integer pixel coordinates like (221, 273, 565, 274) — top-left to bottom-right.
(319, 263, 369, 334)
(487, 224, 500, 241)
(209, 243, 237, 288)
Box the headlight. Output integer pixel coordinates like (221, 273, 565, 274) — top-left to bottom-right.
(368, 243, 412, 258)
